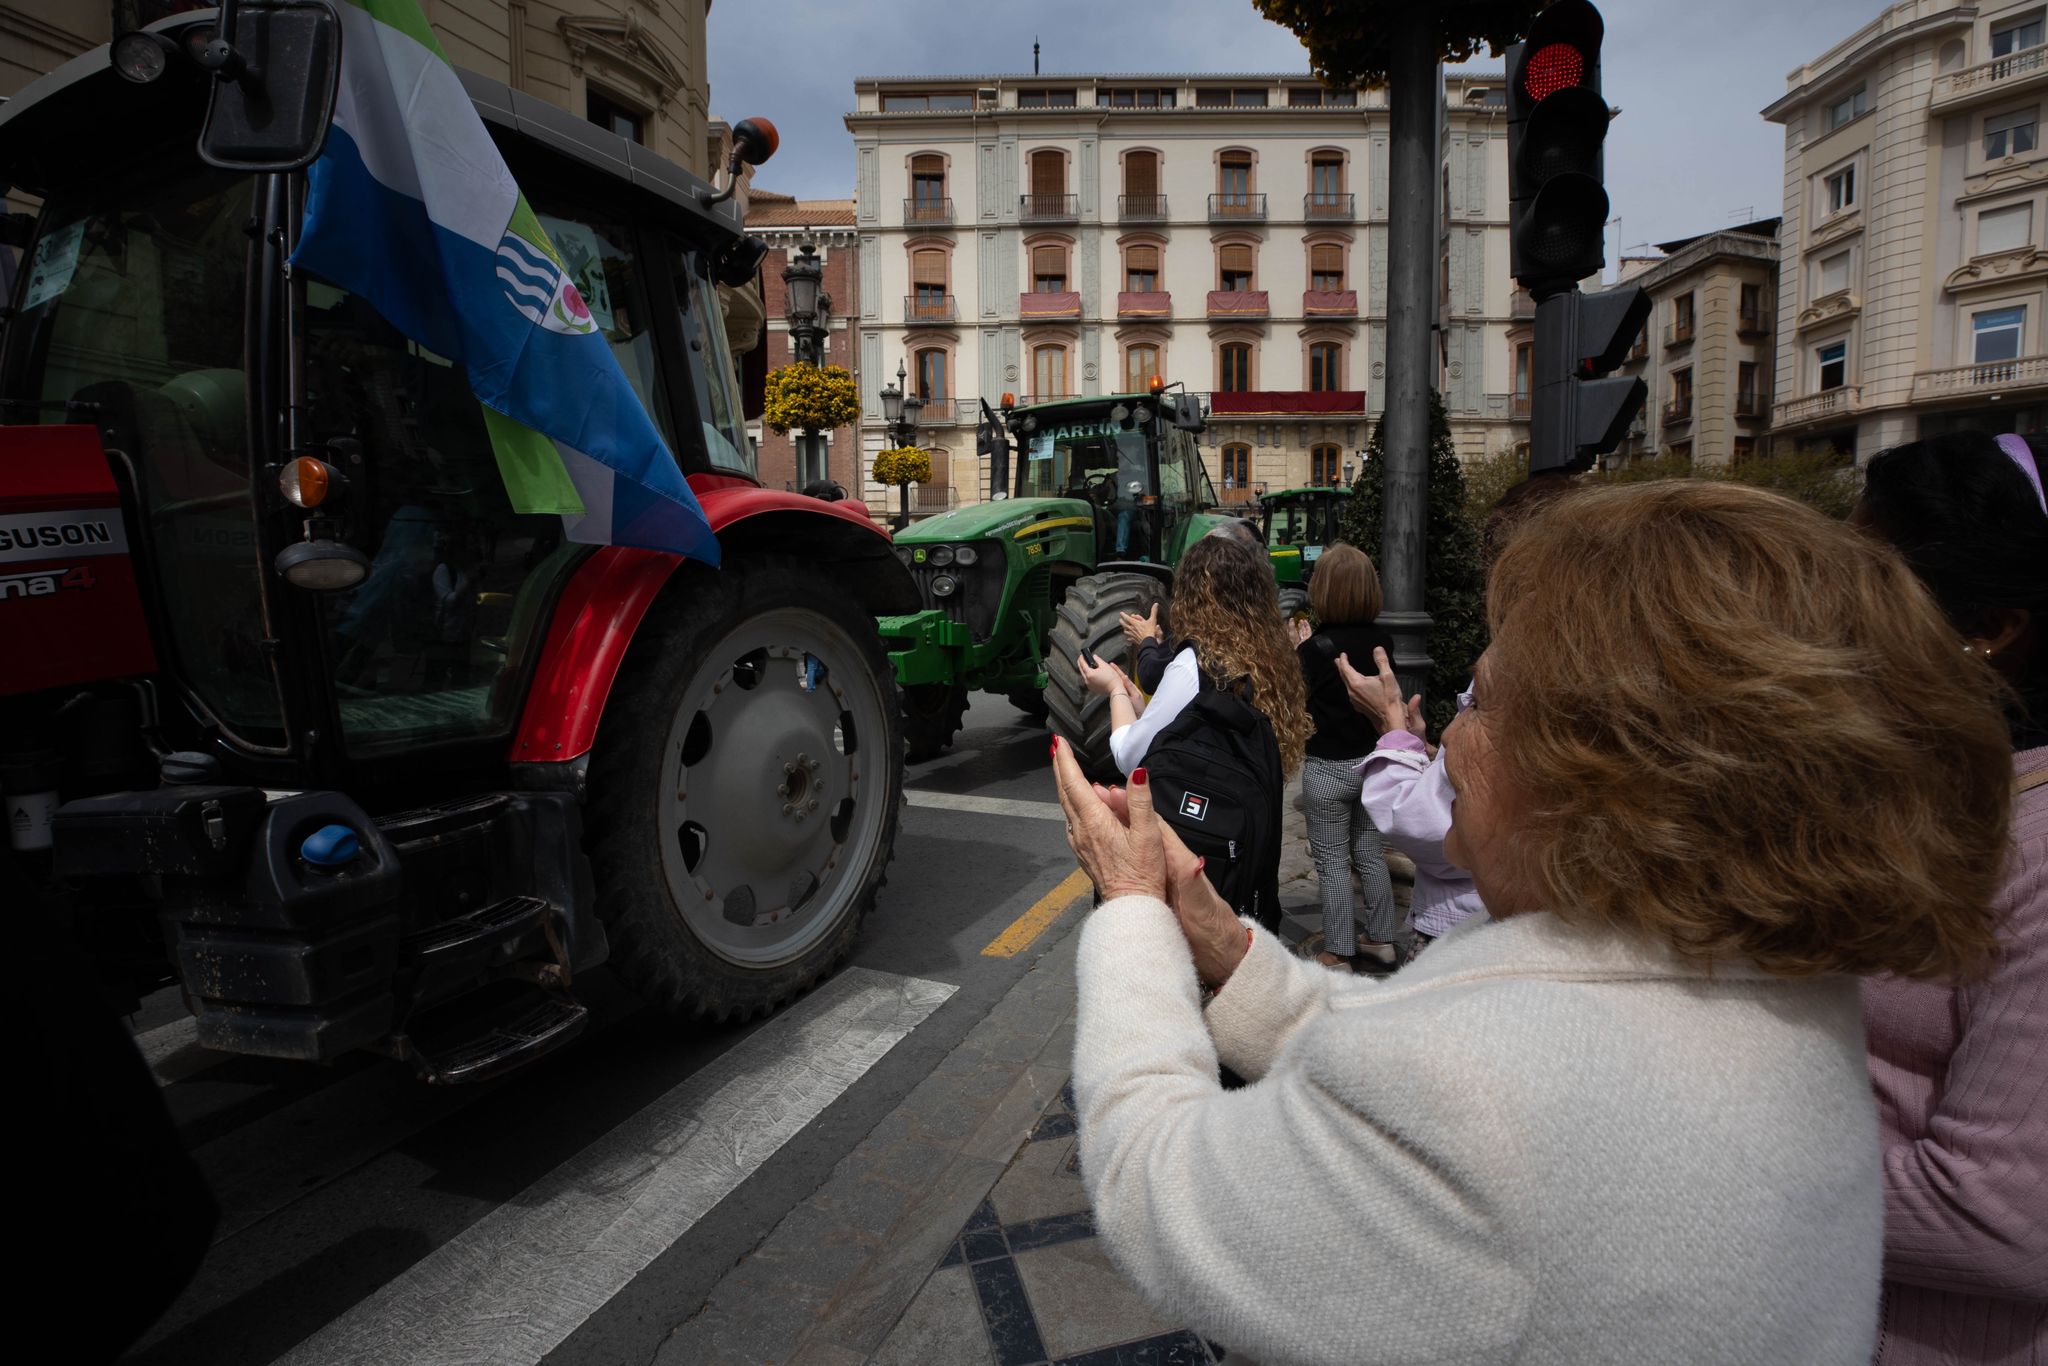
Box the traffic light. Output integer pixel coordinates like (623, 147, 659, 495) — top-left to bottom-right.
(1529, 284, 1651, 475)
(1508, 0, 1611, 292)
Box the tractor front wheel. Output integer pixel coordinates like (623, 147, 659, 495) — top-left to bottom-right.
(1043, 571, 1167, 778)
(903, 681, 969, 762)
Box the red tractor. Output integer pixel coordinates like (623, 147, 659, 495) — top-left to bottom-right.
(0, 9, 914, 1080)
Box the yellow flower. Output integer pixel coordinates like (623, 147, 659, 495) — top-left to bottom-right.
(873, 446, 933, 486)
(763, 364, 861, 434)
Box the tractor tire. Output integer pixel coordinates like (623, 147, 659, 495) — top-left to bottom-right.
(1006, 688, 1051, 723)
(903, 681, 969, 762)
(586, 555, 903, 1022)
(1044, 572, 1168, 778)
(1278, 585, 1310, 623)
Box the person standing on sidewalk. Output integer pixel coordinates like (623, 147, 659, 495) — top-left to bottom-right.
(1852, 431, 2048, 1366)
(1294, 545, 1402, 972)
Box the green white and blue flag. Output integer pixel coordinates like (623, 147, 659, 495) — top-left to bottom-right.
(290, 0, 718, 564)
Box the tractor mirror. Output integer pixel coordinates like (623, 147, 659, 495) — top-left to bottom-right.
(1169, 395, 1206, 433)
(198, 1, 342, 173)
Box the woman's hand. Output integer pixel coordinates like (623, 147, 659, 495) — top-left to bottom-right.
(1338, 646, 1425, 741)
(1078, 652, 1129, 699)
(1118, 604, 1164, 650)
(1159, 824, 1251, 989)
(1291, 615, 1314, 646)
(1051, 736, 1164, 902)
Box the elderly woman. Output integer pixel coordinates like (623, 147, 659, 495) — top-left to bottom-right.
(1052, 481, 2013, 1365)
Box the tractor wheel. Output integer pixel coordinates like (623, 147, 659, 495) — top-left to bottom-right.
(1044, 571, 1168, 778)
(1278, 586, 1310, 623)
(903, 681, 969, 762)
(586, 555, 903, 1021)
(1006, 688, 1051, 723)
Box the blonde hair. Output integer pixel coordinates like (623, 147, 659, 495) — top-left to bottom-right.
(1171, 535, 1312, 775)
(1484, 480, 2011, 980)
(1308, 543, 1382, 626)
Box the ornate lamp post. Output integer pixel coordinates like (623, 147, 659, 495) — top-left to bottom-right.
(782, 242, 832, 486)
(879, 359, 924, 529)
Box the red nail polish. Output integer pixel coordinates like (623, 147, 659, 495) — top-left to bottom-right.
(1050, 736, 1060, 754)
(1132, 767, 1148, 786)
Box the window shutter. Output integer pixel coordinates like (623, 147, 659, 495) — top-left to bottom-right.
(1031, 151, 1064, 196)
(1310, 244, 1343, 279)
(1219, 244, 1253, 279)
(913, 250, 948, 286)
(1127, 244, 1159, 274)
(1124, 152, 1158, 196)
(1033, 245, 1065, 279)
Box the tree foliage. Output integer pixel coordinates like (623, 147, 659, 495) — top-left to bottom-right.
(1253, 0, 1550, 88)
(1584, 449, 1860, 520)
(762, 364, 860, 435)
(1337, 391, 1486, 739)
(872, 445, 932, 487)
(1461, 444, 1530, 525)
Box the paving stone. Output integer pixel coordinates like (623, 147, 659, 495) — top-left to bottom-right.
(870, 1266, 994, 1366)
(784, 1336, 867, 1366)
(1002, 1208, 1095, 1253)
(1013, 1238, 1180, 1361)
(1053, 1327, 1217, 1365)
(969, 1253, 1050, 1366)
(989, 1135, 1091, 1226)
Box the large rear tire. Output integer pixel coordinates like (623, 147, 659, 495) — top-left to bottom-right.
(1006, 688, 1050, 722)
(903, 681, 969, 762)
(1044, 572, 1168, 778)
(1278, 585, 1310, 623)
(586, 555, 903, 1022)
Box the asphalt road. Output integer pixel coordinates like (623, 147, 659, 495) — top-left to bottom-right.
(122, 690, 1082, 1366)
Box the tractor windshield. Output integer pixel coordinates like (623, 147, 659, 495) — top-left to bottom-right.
(1017, 418, 1149, 501)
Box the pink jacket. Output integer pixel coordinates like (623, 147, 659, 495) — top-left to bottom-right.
(1862, 744, 2048, 1364)
(1356, 731, 1486, 938)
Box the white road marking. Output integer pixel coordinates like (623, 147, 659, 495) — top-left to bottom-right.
(905, 789, 1065, 822)
(272, 966, 955, 1366)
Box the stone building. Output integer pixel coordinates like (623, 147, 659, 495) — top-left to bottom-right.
(746, 194, 865, 496)
(1765, 0, 2048, 461)
(841, 69, 1528, 516)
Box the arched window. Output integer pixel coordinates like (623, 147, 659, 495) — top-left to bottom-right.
(1033, 343, 1068, 398)
(1218, 243, 1255, 292)
(1125, 343, 1160, 392)
(910, 154, 947, 219)
(1123, 150, 1162, 214)
(1222, 443, 1251, 492)
(1310, 244, 1345, 291)
(1219, 342, 1253, 392)
(911, 248, 949, 317)
(1310, 443, 1343, 486)
(1032, 244, 1069, 293)
(1309, 341, 1344, 391)
(1310, 152, 1345, 207)
(1125, 243, 1160, 292)
(915, 347, 949, 404)
(1218, 151, 1253, 205)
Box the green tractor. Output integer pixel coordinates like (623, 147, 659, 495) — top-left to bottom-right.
(1258, 485, 1353, 620)
(879, 386, 1235, 769)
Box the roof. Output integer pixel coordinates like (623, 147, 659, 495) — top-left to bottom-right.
(1652, 216, 1782, 256)
(747, 194, 856, 227)
(851, 70, 1503, 84)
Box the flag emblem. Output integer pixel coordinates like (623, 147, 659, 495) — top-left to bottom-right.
(496, 232, 597, 336)
(1179, 793, 1209, 821)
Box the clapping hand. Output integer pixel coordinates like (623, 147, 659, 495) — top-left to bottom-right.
(1118, 604, 1164, 651)
(1077, 652, 1132, 699)
(1336, 646, 1427, 742)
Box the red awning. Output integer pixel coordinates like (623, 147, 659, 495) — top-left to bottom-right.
(1117, 290, 1173, 317)
(1019, 291, 1082, 320)
(1303, 289, 1359, 316)
(1209, 390, 1366, 415)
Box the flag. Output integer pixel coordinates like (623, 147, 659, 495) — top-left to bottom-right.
(289, 0, 718, 565)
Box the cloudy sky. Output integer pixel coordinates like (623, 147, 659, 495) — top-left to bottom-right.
(708, 0, 1883, 255)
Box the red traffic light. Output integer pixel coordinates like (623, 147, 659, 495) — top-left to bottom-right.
(1522, 42, 1587, 100)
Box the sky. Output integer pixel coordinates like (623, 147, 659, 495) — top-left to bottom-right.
(708, 0, 1885, 255)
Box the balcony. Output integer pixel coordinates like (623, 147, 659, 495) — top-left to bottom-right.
(1208, 193, 1267, 223)
(904, 294, 956, 323)
(1118, 194, 1169, 222)
(1735, 390, 1765, 419)
(903, 197, 954, 226)
(1510, 393, 1531, 419)
(1664, 320, 1695, 348)
(1206, 289, 1270, 319)
(908, 485, 958, 516)
(1737, 301, 1772, 338)
(1209, 389, 1366, 416)
(1019, 193, 1079, 223)
(1019, 290, 1082, 321)
(1303, 289, 1358, 317)
(1774, 384, 1862, 428)
(1910, 354, 2048, 402)
(1304, 192, 1355, 221)
(1626, 332, 1650, 362)
(1511, 288, 1536, 320)
(912, 397, 958, 424)
(1118, 290, 1173, 318)
(1662, 397, 1694, 426)
(1932, 44, 2048, 111)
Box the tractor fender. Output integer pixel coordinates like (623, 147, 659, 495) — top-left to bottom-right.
(510, 478, 918, 766)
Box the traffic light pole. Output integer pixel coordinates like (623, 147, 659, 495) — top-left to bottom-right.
(1377, 10, 1437, 703)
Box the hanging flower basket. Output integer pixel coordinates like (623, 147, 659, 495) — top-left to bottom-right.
(873, 446, 932, 487)
(763, 364, 860, 434)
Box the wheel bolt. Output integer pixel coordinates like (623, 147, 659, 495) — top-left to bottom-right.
(782, 803, 793, 815)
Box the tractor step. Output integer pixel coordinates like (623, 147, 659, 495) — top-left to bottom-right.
(398, 985, 588, 1085)
(404, 894, 551, 966)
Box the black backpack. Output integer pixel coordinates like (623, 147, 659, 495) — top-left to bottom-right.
(1145, 674, 1284, 929)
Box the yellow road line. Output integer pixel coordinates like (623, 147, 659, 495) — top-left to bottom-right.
(981, 867, 1091, 958)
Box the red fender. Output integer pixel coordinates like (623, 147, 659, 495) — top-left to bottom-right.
(509, 475, 893, 764)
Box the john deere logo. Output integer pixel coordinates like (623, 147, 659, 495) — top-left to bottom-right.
(1179, 793, 1209, 821)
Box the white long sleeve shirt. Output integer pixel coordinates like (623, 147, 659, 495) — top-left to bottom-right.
(1109, 645, 1201, 776)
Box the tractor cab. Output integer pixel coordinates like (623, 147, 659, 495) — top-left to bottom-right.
(1012, 389, 1216, 565)
(1259, 485, 1353, 588)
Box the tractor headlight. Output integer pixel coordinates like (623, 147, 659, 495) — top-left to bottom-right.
(927, 544, 955, 567)
(894, 546, 914, 567)
(930, 574, 959, 597)
(952, 544, 979, 566)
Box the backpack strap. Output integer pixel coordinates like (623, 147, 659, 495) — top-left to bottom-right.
(2018, 765, 2048, 795)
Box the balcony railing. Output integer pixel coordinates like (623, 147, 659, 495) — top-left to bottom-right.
(1019, 193, 1079, 222)
(1118, 290, 1173, 318)
(1626, 332, 1649, 362)
(1735, 390, 1764, 419)
(1665, 321, 1695, 348)
(1774, 384, 1862, 427)
(1662, 397, 1694, 425)
(1911, 354, 2048, 401)
(1018, 290, 1083, 320)
(1737, 301, 1772, 337)
(1932, 44, 2048, 108)
(904, 293, 956, 323)
(912, 397, 957, 423)
(1303, 289, 1358, 317)
(1304, 192, 1355, 220)
(1208, 193, 1268, 222)
(1206, 289, 1270, 319)
(1510, 393, 1531, 419)
(903, 197, 954, 226)
(1118, 194, 1169, 221)
(909, 485, 958, 515)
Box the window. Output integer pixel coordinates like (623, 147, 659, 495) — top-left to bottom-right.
(1019, 89, 1077, 108)
(1985, 108, 2039, 159)
(1032, 244, 1068, 293)
(1674, 292, 1696, 339)
(910, 154, 946, 209)
(1219, 342, 1252, 392)
(1219, 153, 1253, 204)
(1816, 249, 1853, 297)
(1824, 163, 1857, 215)
(1125, 243, 1160, 292)
(587, 87, 643, 143)
(881, 91, 973, 110)
(1973, 306, 2026, 362)
(916, 347, 948, 403)
(1817, 341, 1847, 390)
(1979, 202, 2033, 254)
(1740, 281, 1765, 321)
(1123, 151, 1160, 202)
(1992, 13, 2044, 57)
(1221, 443, 1251, 490)
(1308, 341, 1343, 391)
(1099, 87, 1176, 107)
(1033, 344, 1068, 397)
(1309, 243, 1345, 291)
(1029, 149, 1066, 201)
(1218, 243, 1255, 292)
(911, 248, 948, 309)
(1513, 343, 1532, 401)
(1310, 443, 1343, 485)
(1310, 153, 1345, 206)
(1672, 366, 1694, 412)
(1825, 86, 1867, 132)
(1733, 436, 1756, 465)
(1738, 361, 1759, 412)
(1125, 343, 1160, 392)
(1197, 87, 1270, 107)
(1289, 88, 1357, 107)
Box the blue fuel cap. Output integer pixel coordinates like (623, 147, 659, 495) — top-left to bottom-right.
(301, 823, 360, 868)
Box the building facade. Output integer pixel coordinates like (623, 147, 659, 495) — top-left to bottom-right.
(1765, 0, 2048, 461)
(746, 195, 864, 495)
(842, 70, 1526, 518)
(1604, 219, 1781, 469)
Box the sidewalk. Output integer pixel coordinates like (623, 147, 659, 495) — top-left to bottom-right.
(658, 776, 1408, 1365)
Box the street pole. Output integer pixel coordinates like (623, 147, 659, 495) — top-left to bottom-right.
(1378, 11, 1438, 703)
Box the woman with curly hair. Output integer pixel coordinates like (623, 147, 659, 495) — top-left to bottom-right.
(1077, 530, 1310, 927)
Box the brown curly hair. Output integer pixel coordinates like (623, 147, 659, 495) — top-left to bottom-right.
(1170, 534, 1312, 775)
(1483, 480, 2011, 980)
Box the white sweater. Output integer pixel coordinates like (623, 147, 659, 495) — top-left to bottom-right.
(1072, 897, 1883, 1365)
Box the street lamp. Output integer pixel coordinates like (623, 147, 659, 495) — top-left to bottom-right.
(783, 241, 831, 486)
(881, 358, 923, 529)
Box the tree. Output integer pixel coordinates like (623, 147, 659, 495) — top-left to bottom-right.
(1252, 1, 1548, 87)
(1584, 448, 1860, 520)
(1339, 392, 1486, 739)
(1462, 444, 1530, 525)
